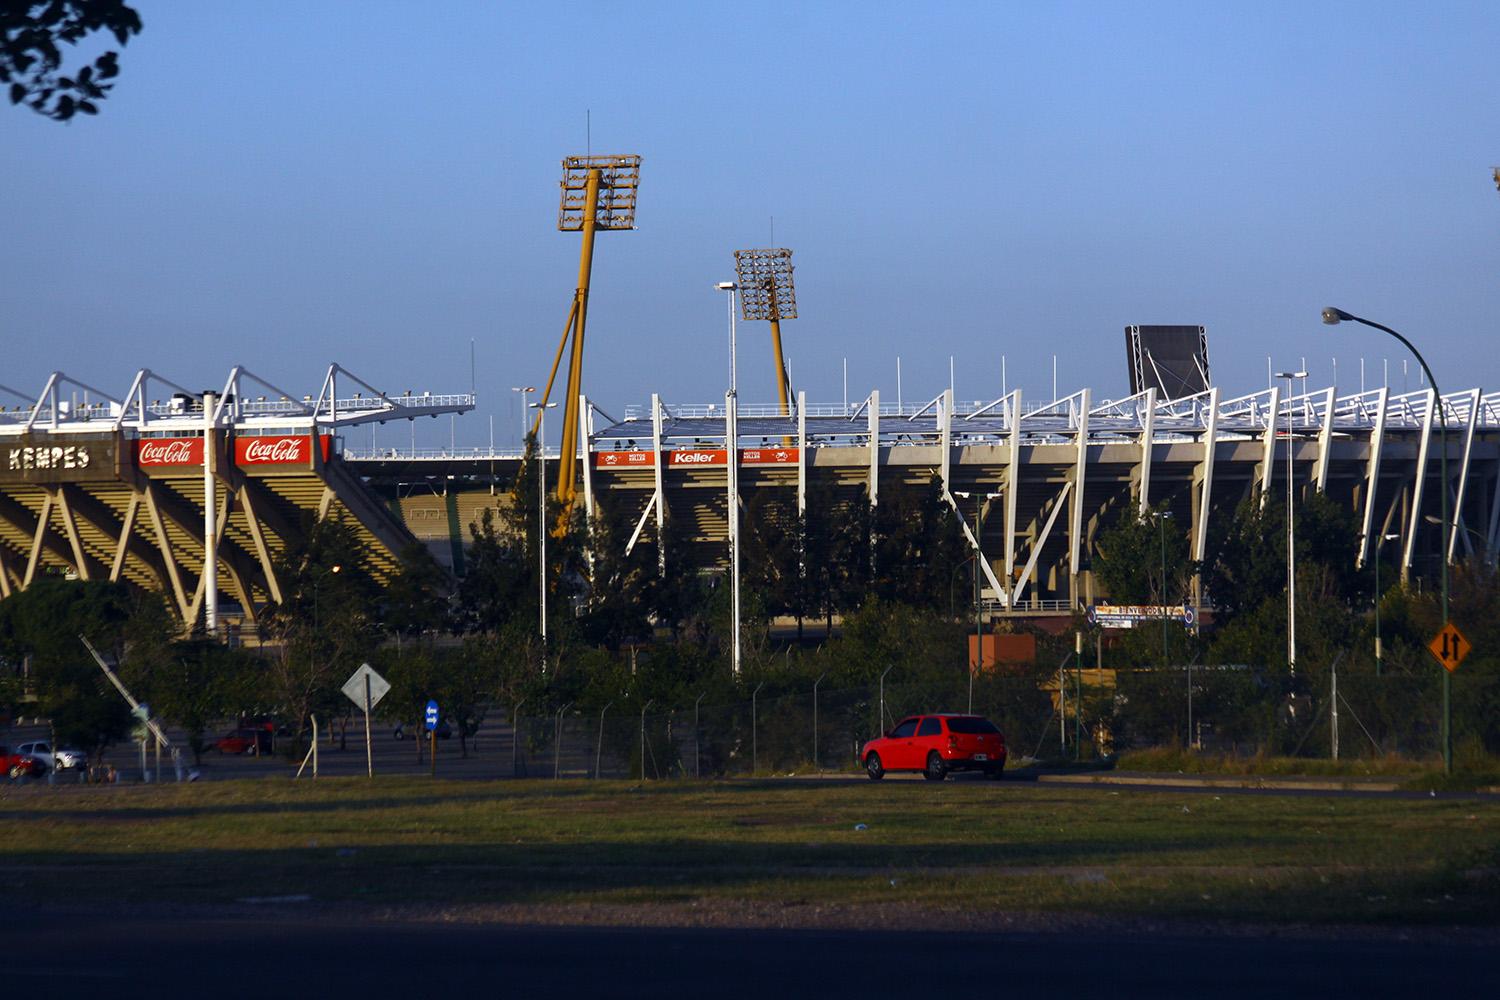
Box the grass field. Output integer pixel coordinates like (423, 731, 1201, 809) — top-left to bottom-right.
(2, 777, 1496, 929)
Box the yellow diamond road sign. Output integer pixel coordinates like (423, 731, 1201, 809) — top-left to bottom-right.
(1427, 623, 1471, 673)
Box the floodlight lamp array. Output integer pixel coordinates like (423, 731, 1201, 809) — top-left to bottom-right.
(558, 154, 642, 231)
(733, 248, 797, 321)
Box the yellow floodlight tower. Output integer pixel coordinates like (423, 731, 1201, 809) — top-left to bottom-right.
(733, 248, 798, 416)
(1493, 166, 1500, 192)
(535, 153, 641, 527)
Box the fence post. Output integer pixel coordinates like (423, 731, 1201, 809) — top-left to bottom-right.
(752, 682, 765, 775)
(878, 665, 892, 735)
(812, 673, 825, 772)
(595, 700, 613, 778)
(639, 699, 654, 781)
(511, 697, 526, 779)
(694, 691, 705, 779)
(553, 701, 571, 780)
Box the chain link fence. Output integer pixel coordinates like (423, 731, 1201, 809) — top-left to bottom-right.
(503, 658, 1494, 778)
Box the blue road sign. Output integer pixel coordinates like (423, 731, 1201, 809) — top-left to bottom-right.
(425, 700, 440, 731)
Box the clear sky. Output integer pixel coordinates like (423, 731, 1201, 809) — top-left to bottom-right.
(3, 1, 1497, 450)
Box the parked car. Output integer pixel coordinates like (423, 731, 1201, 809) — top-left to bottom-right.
(14, 741, 86, 772)
(861, 714, 1007, 781)
(1, 743, 45, 779)
(215, 728, 269, 755)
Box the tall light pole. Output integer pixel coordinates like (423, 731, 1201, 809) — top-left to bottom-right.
(716, 281, 742, 676)
(1323, 307, 1451, 773)
(954, 490, 1002, 713)
(530, 401, 557, 657)
(1372, 532, 1400, 676)
(1274, 370, 1308, 680)
(511, 386, 535, 447)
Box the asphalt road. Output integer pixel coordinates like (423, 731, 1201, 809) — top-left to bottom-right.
(8, 912, 1491, 997)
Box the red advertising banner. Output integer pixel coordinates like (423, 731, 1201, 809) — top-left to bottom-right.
(234, 435, 331, 467)
(668, 449, 728, 467)
(594, 450, 656, 468)
(135, 437, 204, 468)
(740, 447, 799, 465)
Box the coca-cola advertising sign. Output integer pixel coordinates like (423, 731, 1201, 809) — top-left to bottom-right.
(234, 435, 331, 468)
(136, 437, 204, 467)
(595, 451, 655, 468)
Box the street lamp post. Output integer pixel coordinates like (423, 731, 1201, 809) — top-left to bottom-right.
(716, 281, 742, 677)
(954, 490, 1002, 713)
(1274, 370, 1309, 681)
(1323, 308, 1452, 773)
(530, 401, 558, 661)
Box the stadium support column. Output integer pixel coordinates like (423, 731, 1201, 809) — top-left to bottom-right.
(652, 394, 666, 577)
(1004, 390, 1021, 607)
(1191, 388, 1220, 615)
(1258, 384, 1280, 508)
(1356, 387, 1389, 569)
(202, 390, 218, 636)
(1402, 388, 1437, 585)
(1448, 388, 1481, 563)
(797, 391, 807, 515)
(1137, 388, 1156, 514)
(1314, 387, 1335, 492)
(1069, 389, 1091, 608)
(867, 390, 879, 507)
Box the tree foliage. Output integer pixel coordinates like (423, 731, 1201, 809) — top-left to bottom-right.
(2, 1, 141, 121)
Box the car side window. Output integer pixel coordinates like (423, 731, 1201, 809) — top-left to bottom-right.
(916, 718, 942, 736)
(890, 719, 919, 738)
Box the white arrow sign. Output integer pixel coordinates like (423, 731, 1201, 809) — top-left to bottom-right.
(341, 663, 390, 710)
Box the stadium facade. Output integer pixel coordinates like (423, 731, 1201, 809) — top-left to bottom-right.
(3, 367, 1497, 630)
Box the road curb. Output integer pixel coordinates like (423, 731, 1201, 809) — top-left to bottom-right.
(1034, 772, 1403, 792)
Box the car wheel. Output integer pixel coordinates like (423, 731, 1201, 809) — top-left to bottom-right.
(864, 752, 884, 781)
(923, 752, 947, 782)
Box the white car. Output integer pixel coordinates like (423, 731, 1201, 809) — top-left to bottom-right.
(14, 741, 86, 771)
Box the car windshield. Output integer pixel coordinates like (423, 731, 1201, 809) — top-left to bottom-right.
(946, 717, 1000, 734)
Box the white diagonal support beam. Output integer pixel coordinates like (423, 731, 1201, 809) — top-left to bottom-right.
(1010, 481, 1072, 607)
(1357, 387, 1389, 568)
(1449, 388, 1482, 563)
(1402, 388, 1436, 578)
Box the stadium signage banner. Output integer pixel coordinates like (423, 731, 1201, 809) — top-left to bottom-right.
(0, 434, 121, 484)
(234, 434, 331, 470)
(1088, 604, 1196, 629)
(740, 447, 798, 465)
(668, 449, 727, 467)
(595, 450, 656, 468)
(136, 437, 204, 468)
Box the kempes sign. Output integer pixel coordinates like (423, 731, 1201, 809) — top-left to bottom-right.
(234, 435, 331, 469)
(0, 434, 120, 484)
(135, 437, 204, 468)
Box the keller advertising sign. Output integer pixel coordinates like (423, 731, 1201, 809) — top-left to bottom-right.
(0, 434, 121, 484)
(663, 448, 800, 468)
(234, 434, 331, 471)
(668, 449, 728, 467)
(594, 450, 656, 468)
(135, 437, 204, 471)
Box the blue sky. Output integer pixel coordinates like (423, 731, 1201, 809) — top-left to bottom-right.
(3, 1, 1497, 449)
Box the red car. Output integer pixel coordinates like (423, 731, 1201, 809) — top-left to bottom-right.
(1, 743, 44, 779)
(862, 714, 1006, 781)
(215, 729, 265, 755)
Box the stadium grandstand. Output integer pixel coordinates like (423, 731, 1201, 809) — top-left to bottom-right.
(2, 365, 1497, 632)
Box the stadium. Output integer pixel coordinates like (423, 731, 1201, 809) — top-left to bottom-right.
(2, 348, 1496, 635)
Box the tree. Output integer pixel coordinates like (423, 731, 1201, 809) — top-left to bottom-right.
(383, 542, 451, 639)
(0, 578, 141, 760)
(1092, 502, 1192, 605)
(261, 516, 380, 746)
(2, 1, 141, 121)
